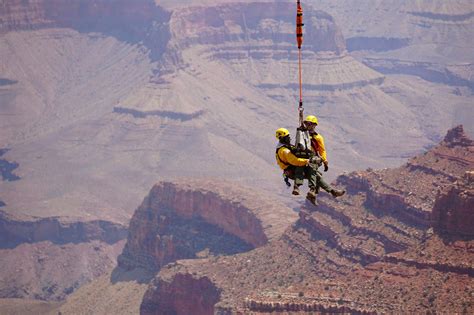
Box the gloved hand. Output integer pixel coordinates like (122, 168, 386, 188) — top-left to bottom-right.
(323, 161, 329, 172)
(309, 156, 322, 165)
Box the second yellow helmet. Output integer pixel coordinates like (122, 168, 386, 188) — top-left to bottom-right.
(304, 115, 318, 125)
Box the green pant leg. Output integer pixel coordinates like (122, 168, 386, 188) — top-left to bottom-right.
(316, 171, 332, 193)
(293, 166, 305, 186)
(305, 165, 317, 191)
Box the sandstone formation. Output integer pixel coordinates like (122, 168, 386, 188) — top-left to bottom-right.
(118, 179, 297, 271)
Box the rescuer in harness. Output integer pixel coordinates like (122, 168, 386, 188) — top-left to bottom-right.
(302, 115, 345, 204)
(275, 0, 345, 206)
(275, 127, 321, 204)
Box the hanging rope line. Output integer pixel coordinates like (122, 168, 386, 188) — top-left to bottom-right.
(296, 0, 304, 127)
(293, 0, 313, 158)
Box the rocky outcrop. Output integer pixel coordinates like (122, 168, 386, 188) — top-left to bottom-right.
(431, 171, 474, 237)
(0, 211, 127, 248)
(141, 273, 220, 315)
(297, 207, 407, 265)
(443, 125, 473, 148)
(118, 179, 297, 271)
(337, 171, 431, 227)
(336, 125, 474, 229)
(365, 188, 431, 227)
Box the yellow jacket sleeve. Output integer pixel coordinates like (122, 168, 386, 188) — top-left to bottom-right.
(279, 147, 308, 167)
(313, 134, 327, 162)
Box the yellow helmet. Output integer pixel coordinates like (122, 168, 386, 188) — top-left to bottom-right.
(304, 115, 318, 125)
(275, 128, 290, 139)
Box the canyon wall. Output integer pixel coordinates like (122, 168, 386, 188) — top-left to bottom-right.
(118, 179, 297, 271)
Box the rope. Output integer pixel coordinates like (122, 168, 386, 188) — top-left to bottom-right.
(296, 0, 304, 127)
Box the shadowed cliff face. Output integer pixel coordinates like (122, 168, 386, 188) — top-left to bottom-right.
(117, 179, 297, 272)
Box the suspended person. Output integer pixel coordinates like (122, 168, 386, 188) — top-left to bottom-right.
(275, 128, 321, 204)
(302, 115, 345, 203)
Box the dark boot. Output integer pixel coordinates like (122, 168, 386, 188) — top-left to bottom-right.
(331, 189, 345, 198)
(306, 189, 318, 206)
(292, 184, 300, 196)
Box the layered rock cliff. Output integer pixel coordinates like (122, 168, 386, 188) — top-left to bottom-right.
(118, 179, 297, 272)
